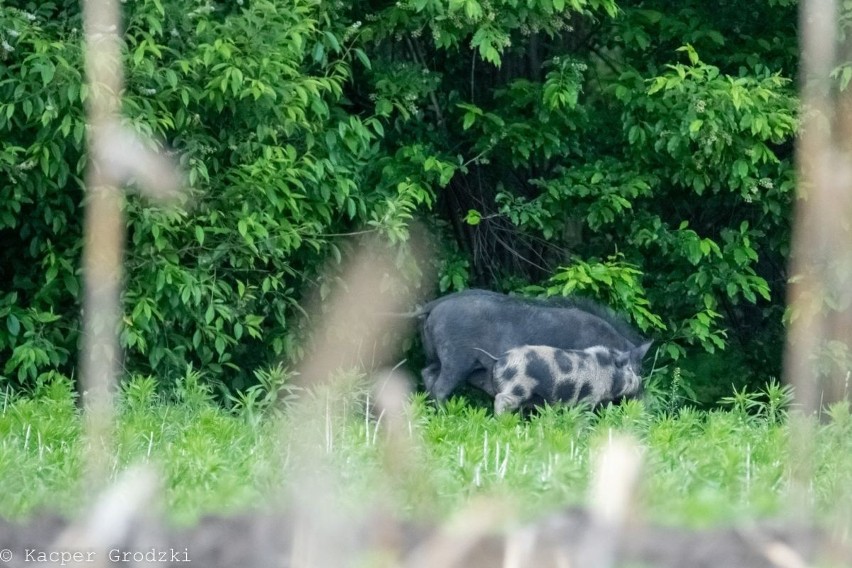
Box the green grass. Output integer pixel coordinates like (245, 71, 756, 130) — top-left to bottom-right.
(1, 374, 851, 531)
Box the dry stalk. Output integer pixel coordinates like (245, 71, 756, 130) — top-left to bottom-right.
(785, 0, 852, 535)
(285, 236, 427, 568)
(80, 0, 183, 492)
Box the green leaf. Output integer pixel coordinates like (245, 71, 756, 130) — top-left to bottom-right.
(323, 31, 341, 53)
(40, 64, 56, 86)
(312, 41, 325, 62)
(464, 0, 483, 20)
(676, 44, 700, 65)
(463, 112, 476, 130)
(647, 77, 666, 95)
(464, 209, 482, 225)
(64, 274, 80, 297)
(376, 99, 393, 116)
(7, 314, 20, 336)
(354, 48, 371, 70)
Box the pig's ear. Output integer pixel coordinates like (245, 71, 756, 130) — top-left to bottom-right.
(631, 341, 653, 365)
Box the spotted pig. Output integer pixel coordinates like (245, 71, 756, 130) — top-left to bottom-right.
(477, 342, 653, 415)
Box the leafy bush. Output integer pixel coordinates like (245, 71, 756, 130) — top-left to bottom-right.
(0, 0, 802, 402)
(1, 0, 430, 391)
(348, 0, 798, 398)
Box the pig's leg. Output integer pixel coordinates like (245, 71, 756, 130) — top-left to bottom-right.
(468, 351, 498, 397)
(430, 359, 470, 402)
(421, 362, 440, 391)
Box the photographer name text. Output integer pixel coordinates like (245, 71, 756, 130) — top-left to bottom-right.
(4, 547, 192, 565)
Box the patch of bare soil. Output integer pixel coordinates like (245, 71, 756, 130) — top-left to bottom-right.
(0, 508, 848, 568)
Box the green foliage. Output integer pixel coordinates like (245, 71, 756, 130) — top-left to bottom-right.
(117, 0, 398, 385)
(227, 363, 301, 425)
(346, 0, 798, 398)
(2, 385, 852, 530)
(719, 378, 793, 422)
(1, 0, 800, 400)
(120, 374, 161, 409)
(531, 253, 664, 332)
(0, 4, 85, 386)
(643, 365, 699, 414)
(0, 0, 432, 391)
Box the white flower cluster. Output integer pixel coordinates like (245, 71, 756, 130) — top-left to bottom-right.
(521, 14, 574, 37)
(2, 22, 22, 55)
(343, 21, 361, 41)
(402, 92, 418, 115)
(188, 2, 215, 19)
(551, 17, 572, 32)
(743, 186, 758, 202)
(140, 87, 158, 96)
